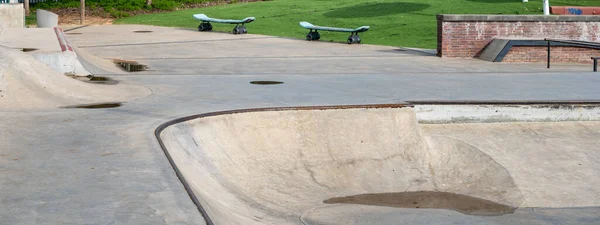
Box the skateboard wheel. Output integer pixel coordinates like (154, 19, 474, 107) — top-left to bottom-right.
(306, 34, 313, 41)
(233, 27, 240, 34)
(312, 32, 320, 41)
(347, 35, 360, 44)
(198, 23, 212, 32)
(240, 26, 247, 34)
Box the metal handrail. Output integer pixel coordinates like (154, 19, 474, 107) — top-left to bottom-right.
(544, 38, 600, 69)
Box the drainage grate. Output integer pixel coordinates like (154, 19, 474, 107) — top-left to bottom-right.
(113, 59, 147, 72)
(250, 81, 284, 85)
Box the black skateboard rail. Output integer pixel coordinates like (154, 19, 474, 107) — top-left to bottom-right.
(544, 38, 600, 71)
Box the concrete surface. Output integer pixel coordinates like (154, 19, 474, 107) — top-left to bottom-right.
(0, 27, 92, 75)
(0, 3, 23, 28)
(0, 28, 61, 52)
(36, 9, 58, 28)
(1, 24, 599, 225)
(158, 107, 520, 224)
(0, 46, 150, 109)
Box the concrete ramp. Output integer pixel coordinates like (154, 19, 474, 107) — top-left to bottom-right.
(0, 46, 150, 110)
(151, 105, 600, 225)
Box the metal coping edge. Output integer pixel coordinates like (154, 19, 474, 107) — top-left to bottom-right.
(153, 103, 409, 225)
(153, 101, 600, 224)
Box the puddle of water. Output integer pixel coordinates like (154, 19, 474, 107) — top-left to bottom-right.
(113, 59, 147, 72)
(133, 30, 153, 33)
(63, 102, 122, 109)
(250, 81, 284, 85)
(323, 191, 516, 216)
(21, 48, 38, 52)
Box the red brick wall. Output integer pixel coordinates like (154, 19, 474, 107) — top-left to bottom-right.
(503, 46, 600, 63)
(437, 15, 600, 61)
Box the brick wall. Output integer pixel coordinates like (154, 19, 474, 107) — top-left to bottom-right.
(437, 15, 600, 61)
(503, 46, 600, 63)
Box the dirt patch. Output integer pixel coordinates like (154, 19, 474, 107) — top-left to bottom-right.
(324, 191, 516, 216)
(49, 8, 114, 25)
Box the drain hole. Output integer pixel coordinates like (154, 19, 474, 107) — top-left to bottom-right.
(63, 102, 122, 109)
(66, 32, 82, 35)
(113, 59, 147, 72)
(89, 76, 109, 81)
(250, 81, 284, 85)
(134, 30, 153, 33)
(324, 191, 516, 216)
(21, 48, 38, 52)
(70, 75, 119, 85)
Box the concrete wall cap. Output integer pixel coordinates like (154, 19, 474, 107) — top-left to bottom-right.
(437, 14, 600, 22)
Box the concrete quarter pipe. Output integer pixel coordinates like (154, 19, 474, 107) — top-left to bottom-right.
(156, 104, 600, 225)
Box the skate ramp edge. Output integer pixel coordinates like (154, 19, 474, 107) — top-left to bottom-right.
(153, 103, 600, 224)
(0, 46, 150, 110)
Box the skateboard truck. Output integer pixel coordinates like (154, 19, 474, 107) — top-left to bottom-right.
(306, 29, 320, 41)
(347, 32, 361, 44)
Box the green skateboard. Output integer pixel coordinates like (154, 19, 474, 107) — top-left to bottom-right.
(299, 21, 370, 44)
(193, 14, 256, 34)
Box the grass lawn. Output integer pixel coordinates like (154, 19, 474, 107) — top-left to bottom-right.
(116, 0, 600, 48)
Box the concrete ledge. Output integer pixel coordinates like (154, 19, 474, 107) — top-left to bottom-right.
(36, 9, 59, 28)
(410, 101, 600, 123)
(0, 3, 24, 28)
(437, 14, 600, 22)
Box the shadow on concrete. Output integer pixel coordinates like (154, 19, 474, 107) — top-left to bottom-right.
(324, 2, 430, 18)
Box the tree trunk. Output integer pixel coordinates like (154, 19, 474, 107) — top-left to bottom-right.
(80, 0, 85, 25)
(146, 0, 152, 6)
(24, 0, 30, 16)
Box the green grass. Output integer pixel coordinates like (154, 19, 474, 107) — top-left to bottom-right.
(116, 0, 600, 48)
(25, 12, 37, 26)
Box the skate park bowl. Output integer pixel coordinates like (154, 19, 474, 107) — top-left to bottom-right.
(156, 102, 600, 225)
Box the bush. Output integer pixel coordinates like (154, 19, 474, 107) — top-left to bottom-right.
(31, 0, 222, 17)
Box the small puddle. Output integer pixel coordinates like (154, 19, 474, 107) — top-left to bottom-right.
(21, 48, 38, 52)
(250, 81, 284, 85)
(113, 59, 147, 72)
(133, 30, 153, 33)
(63, 102, 122, 109)
(323, 191, 516, 216)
